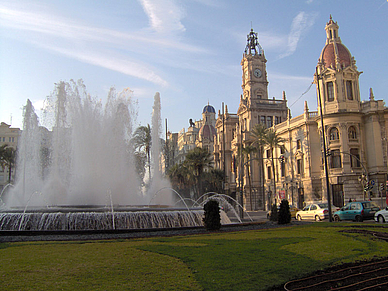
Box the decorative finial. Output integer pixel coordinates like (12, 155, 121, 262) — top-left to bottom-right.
(369, 88, 375, 101)
(304, 100, 309, 112)
(282, 91, 286, 101)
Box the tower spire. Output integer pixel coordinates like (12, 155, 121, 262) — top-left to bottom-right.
(244, 28, 263, 56)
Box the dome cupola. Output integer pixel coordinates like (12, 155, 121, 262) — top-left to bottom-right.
(319, 15, 353, 70)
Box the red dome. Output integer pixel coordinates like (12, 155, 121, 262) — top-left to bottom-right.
(321, 43, 351, 69)
(199, 124, 216, 141)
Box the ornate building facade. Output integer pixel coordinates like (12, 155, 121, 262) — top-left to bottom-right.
(166, 17, 387, 211)
(214, 28, 288, 210)
(166, 104, 217, 167)
(263, 17, 388, 209)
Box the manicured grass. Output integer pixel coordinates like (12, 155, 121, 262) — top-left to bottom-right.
(1, 223, 388, 290)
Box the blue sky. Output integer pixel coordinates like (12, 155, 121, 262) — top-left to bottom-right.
(1, 0, 387, 134)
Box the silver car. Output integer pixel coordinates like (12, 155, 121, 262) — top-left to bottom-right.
(374, 207, 388, 223)
(296, 203, 339, 221)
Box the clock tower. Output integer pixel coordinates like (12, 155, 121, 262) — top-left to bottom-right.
(238, 28, 288, 131)
(241, 28, 268, 103)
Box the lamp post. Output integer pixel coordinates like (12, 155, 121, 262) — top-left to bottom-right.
(316, 67, 332, 222)
(239, 122, 245, 220)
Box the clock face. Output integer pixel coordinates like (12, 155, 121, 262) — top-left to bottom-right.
(254, 69, 262, 78)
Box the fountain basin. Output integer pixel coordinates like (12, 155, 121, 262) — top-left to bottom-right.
(0, 206, 231, 231)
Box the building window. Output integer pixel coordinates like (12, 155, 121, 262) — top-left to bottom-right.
(329, 127, 339, 141)
(266, 149, 271, 159)
(260, 116, 266, 125)
(296, 139, 301, 150)
(275, 116, 281, 125)
(257, 94, 262, 99)
(350, 148, 360, 168)
(266, 116, 273, 128)
(346, 81, 353, 100)
(297, 159, 302, 175)
(330, 150, 341, 168)
(327, 81, 334, 102)
(267, 166, 272, 179)
(348, 126, 357, 140)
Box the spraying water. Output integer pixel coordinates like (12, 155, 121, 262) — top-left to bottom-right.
(3, 80, 169, 208)
(147, 93, 173, 205)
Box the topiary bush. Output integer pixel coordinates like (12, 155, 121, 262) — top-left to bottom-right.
(278, 199, 291, 224)
(269, 203, 278, 222)
(203, 200, 221, 231)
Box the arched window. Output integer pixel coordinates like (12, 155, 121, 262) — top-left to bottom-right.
(348, 126, 357, 140)
(329, 127, 339, 141)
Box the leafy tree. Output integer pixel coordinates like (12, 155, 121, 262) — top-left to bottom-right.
(269, 203, 278, 222)
(278, 199, 291, 224)
(185, 147, 213, 199)
(167, 162, 193, 198)
(0, 144, 16, 183)
(132, 124, 151, 179)
(202, 168, 225, 194)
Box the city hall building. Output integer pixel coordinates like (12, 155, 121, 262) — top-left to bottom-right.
(214, 17, 388, 210)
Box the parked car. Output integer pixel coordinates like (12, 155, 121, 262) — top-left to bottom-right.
(267, 206, 299, 220)
(374, 207, 388, 223)
(296, 203, 339, 221)
(333, 201, 380, 222)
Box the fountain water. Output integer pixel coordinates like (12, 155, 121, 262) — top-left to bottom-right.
(0, 80, 228, 231)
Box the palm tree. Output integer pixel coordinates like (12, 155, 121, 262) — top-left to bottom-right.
(202, 168, 225, 194)
(241, 144, 256, 210)
(132, 124, 151, 180)
(167, 162, 193, 199)
(185, 147, 213, 199)
(0, 144, 16, 183)
(265, 129, 285, 205)
(133, 151, 147, 185)
(251, 123, 268, 209)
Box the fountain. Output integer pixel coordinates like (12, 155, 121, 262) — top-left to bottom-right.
(0, 80, 231, 231)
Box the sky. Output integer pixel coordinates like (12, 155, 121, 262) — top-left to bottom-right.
(1, 0, 388, 134)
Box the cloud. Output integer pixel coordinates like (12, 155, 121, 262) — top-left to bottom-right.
(0, 2, 207, 86)
(138, 0, 186, 34)
(0, 4, 204, 53)
(34, 41, 168, 87)
(278, 11, 317, 59)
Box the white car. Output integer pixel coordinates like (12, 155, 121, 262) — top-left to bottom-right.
(374, 207, 388, 223)
(296, 203, 339, 221)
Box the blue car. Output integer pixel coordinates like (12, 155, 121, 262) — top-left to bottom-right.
(333, 201, 380, 222)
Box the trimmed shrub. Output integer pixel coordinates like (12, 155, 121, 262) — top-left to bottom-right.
(269, 203, 278, 222)
(203, 200, 221, 231)
(278, 199, 291, 224)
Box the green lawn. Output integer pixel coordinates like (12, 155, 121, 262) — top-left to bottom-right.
(1, 223, 388, 290)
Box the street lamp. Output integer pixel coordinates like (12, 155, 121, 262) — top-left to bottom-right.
(239, 122, 245, 220)
(316, 67, 332, 222)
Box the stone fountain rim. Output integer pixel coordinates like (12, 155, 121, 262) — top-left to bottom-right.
(0, 205, 203, 214)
